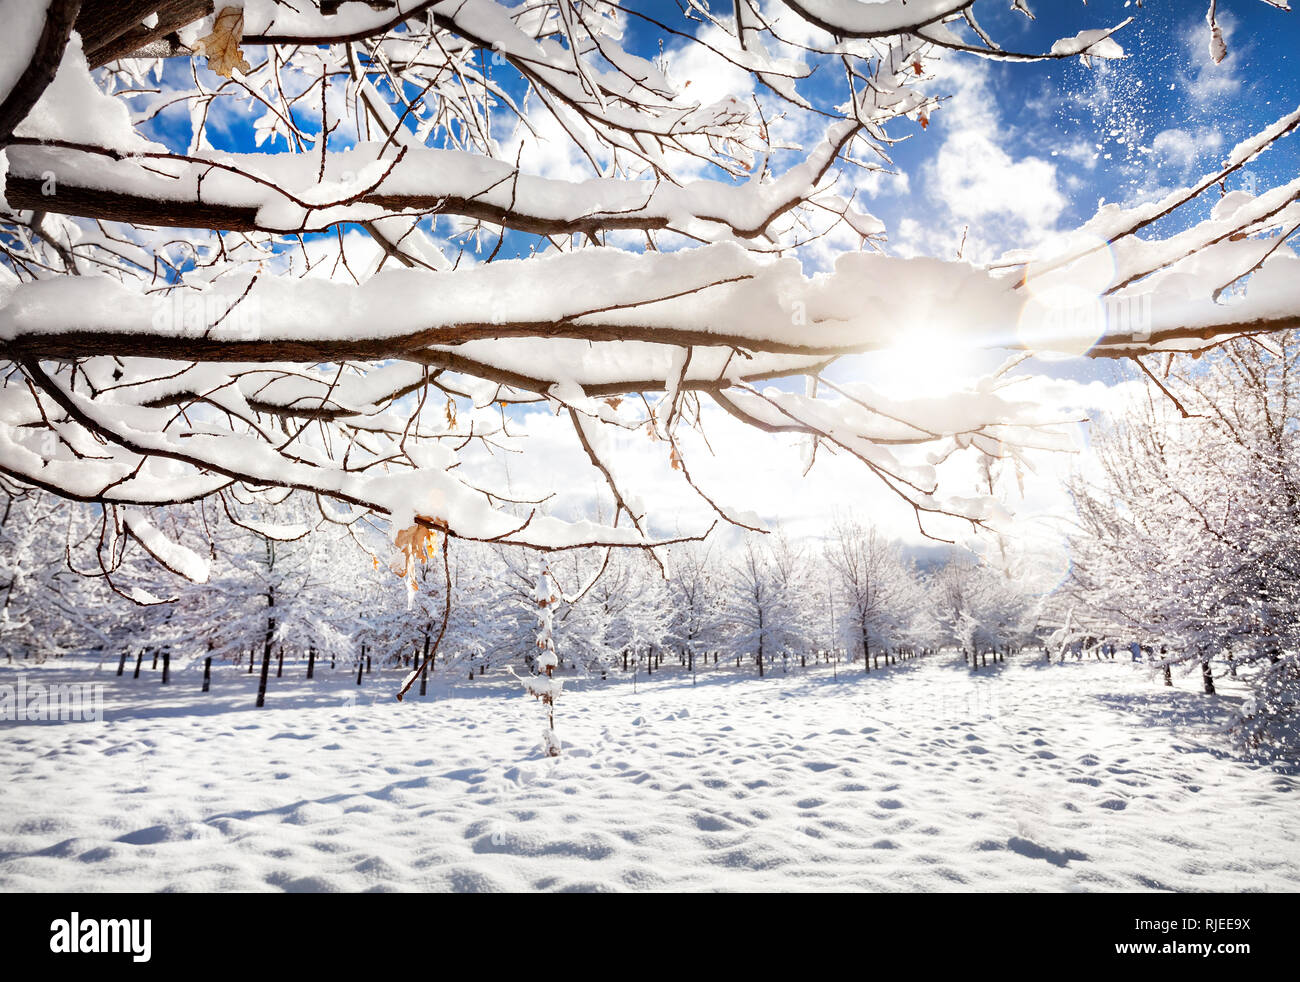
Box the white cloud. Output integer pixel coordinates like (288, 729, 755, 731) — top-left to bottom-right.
(495, 102, 604, 186)
(899, 57, 1068, 263)
(1176, 8, 1245, 104)
(663, 23, 757, 108)
(1149, 126, 1225, 172)
(1053, 138, 1100, 170)
(929, 129, 1067, 229)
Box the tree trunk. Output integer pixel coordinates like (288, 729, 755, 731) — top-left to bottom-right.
(356, 653, 365, 685)
(257, 589, 276, 707)
(133, 651, 143, 679)
(307, 646, 315, 679)
(1201, 659, 1215, 695)
(117, 651, 127, 676)
(1163, 663, 1172, 686)
(151, 649, 158, 670)
(202, 655, 212, 693)
(420, 659, 429, 696)
(256, 643, 272, 708)
(161, 649, 170, 685)
(544, 661, 560, 756)
(276, 645, 284, 678)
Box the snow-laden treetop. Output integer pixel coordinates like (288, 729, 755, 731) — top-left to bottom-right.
(0, 0, 1295, 577)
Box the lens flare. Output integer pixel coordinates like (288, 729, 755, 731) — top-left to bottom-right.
(1017, 234, 1118, 357)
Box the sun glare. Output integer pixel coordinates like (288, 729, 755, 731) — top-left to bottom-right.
(870, 326, 976, 400)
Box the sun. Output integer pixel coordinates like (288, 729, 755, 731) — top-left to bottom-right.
(868, 325, 976, 400)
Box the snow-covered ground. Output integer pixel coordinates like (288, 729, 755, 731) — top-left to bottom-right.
(1, 652, 1297, 892)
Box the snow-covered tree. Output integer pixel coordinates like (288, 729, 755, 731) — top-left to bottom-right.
(929, 554, 1033, 667)
(0, 487, 112, 662)
(516, 558, 563, 756)
(1065, 335, 1300, 747)
(665, 541, 723, 673)
(825, 518, 916, 672)
(719, 535, 810, 676)
(2, 0, 1297, 577)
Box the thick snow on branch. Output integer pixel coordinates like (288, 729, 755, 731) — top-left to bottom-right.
(122, 511, 210, 583)
(777, 0, 972, 37)
(0, 0, 1295, 557)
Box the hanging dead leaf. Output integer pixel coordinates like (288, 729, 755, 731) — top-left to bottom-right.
(603, 397, 622, 410)
(919, 111, 929, 130)
(393, 520, 444, 579)
(912, 60, 923, 75)
(195, 6, 252, 78)
(445, 396, 458, 429)
(670, 446, 682, 471)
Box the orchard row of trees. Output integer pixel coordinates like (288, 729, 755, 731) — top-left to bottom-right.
(1063, 334, 1300, 748)
(0, 488, 1044, 690)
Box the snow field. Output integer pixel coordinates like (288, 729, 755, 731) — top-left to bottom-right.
(0, 652, 1296, 892)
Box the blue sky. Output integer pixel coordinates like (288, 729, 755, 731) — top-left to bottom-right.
(877, 1, 1299, 244)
